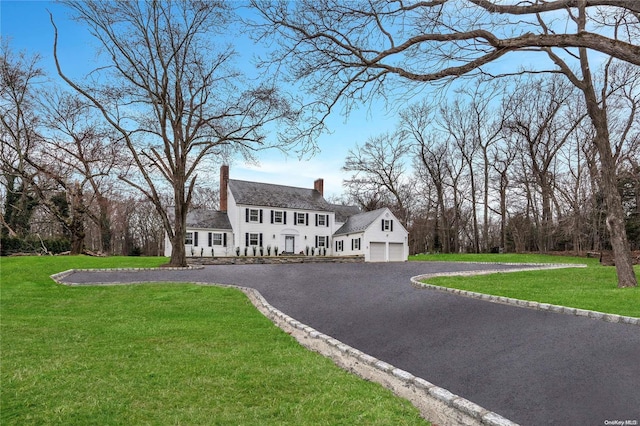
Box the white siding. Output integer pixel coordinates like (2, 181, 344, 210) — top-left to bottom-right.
(233, 204, 336, 256)
(362, 209, 408, 262)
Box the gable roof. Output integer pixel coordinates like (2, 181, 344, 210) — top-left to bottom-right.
(185, 209, 232, 230)
(228, 179, 333, 211)
(334, 208, 388, 236)
(330, 204, 361, 223)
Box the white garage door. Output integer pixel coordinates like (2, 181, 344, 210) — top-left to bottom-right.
(388, 243, 405, 261)
(370, 242, 386, 262)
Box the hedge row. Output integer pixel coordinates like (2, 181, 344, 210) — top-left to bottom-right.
(1, 236, 71, 256)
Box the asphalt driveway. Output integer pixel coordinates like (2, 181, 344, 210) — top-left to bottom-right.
(62, 262, 640, 425)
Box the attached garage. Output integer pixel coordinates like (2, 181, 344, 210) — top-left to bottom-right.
(370, 242, 386, 262)
(333, 207, 409, 262)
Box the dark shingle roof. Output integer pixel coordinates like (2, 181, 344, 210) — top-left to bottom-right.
(330, 204, 361, 223)
(334, 208, 386, 236)
(185, 210, 232, 230)
(228, 179, 332, 211)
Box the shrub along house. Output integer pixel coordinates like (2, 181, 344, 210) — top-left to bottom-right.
(164, 165, 408, 261)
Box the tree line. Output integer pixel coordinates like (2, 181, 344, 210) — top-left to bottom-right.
(1, 1, 638, 287)
(341, 75, 639, 257)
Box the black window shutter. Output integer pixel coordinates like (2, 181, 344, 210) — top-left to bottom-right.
(306, 213, 309, 226)
(270, 210, 274, 224)
(259, 233, 263, 247)
(260, 209, 263, 223)
(391, 220, 393, 231)
(382, 220, 385, 231)
(315, 236, 318, 247)
(294, 212, 297, 225)
(208, 232, 212, 247)
(315, 214, 318, 226)
(223, 233, 227, 247)
(283, 211, 287, 224)
(351, 239, 354, 250)
(245, 233, 249, 247)
(326, 215, 329, 227)
(194, 232, 199, 246)
(245, 208, 249, 222)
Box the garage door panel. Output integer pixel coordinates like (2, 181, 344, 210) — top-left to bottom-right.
(389, 243, 404, 261)
(370, 242, 385, 262)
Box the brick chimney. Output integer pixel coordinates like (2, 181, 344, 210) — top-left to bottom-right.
(313, 178, 324, 197)
(220, 164, 229, 212)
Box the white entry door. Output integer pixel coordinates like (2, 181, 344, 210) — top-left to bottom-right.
(285, 235, 295, 253)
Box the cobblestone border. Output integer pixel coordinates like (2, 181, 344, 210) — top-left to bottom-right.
(410, 263, 640, 326)
(52, 269, 517, 426)
(50, 266, 203, 286)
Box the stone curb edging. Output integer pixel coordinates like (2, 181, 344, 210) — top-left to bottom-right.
(52, 269, 518, 426)
(410, 264, 640, 327)
(50, 266, 203, 286)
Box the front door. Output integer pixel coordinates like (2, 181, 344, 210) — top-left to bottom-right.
(285, 235, 295, 253)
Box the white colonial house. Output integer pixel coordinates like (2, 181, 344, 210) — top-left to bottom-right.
(164, 165, 409, 262)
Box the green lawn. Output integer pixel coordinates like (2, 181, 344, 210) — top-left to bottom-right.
(1, 256, 427, 425)
(410, 253, 639, 318)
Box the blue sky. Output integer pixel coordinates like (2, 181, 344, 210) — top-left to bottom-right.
(1, 0, 400, 199)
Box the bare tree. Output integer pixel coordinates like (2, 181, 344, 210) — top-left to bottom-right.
(39, 89, 123, 253)
(343, 132, 412, 225)
(0, 42, 42, 238)
(251, 0, 638, 286)
(401, 100, 454, 252)
(51, 1, 300, 266)
(504, 76, 584, 252)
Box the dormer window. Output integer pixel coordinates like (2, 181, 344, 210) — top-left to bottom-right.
(382, 219, 393, 231)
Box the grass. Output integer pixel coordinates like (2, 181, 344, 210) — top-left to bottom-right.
(1, 256, 427, 425)
(409, 252, 596, 265)
(410, 253, 639, 318)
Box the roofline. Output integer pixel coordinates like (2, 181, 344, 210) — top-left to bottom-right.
(332, 207, 408, 236)
(235, 203, 334, 213)
(228, 178, 322, 193)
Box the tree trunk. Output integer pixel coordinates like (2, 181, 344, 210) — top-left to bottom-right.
(595, 133, 637, 287)
(170, 223, 187, 267)
(586, 101, 637, 287)
(169, 201, 188, 267)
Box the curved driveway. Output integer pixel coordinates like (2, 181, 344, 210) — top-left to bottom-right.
(62, 262, 640, 425)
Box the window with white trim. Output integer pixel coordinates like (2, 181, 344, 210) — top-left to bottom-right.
(185, 232, 193, 245)
(335, 240, 343, 252)
(316, 235, 328, 248)
(249, 209, 260, 223)
(273, 211, 284, 224)
(248, 233, 260, 246)
(317, 214, 326, 226)
(382, 219, 393, 231)
(296, 212, 306, 225)
(352, 238, 361, 250)
(211, 233, 223, 246)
